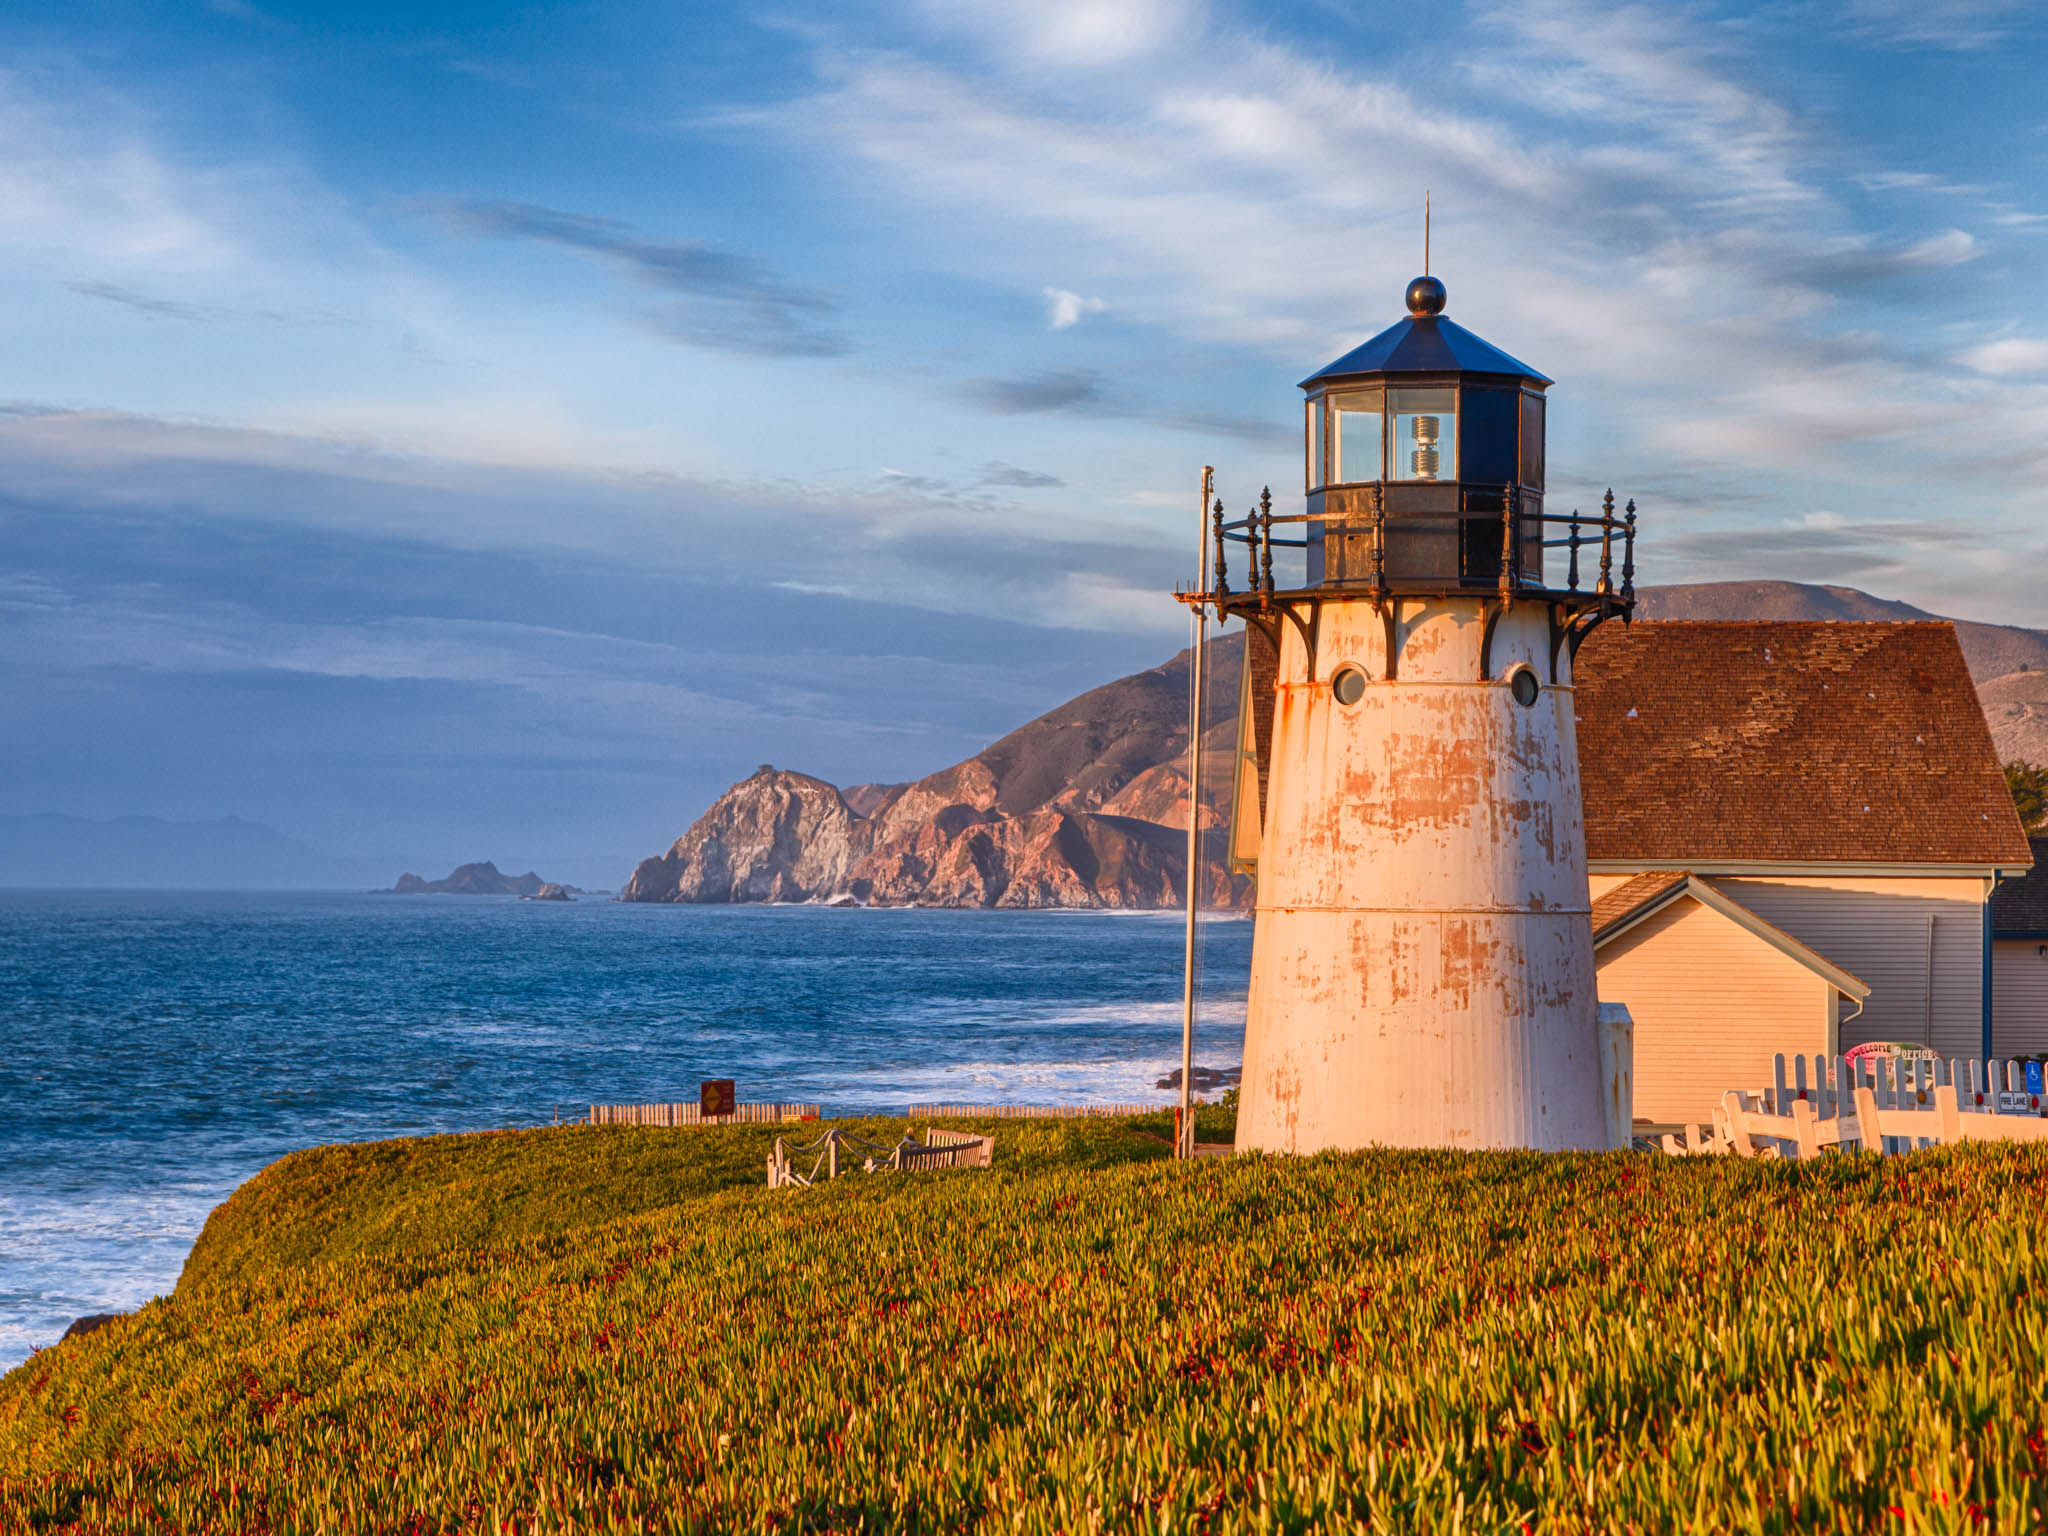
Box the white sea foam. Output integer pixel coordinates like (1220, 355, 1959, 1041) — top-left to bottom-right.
(0, 1188, 217, 1370)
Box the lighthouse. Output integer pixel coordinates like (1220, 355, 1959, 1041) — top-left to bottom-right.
(1189, 274, 1636, 1153)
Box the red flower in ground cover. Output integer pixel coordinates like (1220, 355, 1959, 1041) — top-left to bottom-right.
(1171, 1351, 1213, 1385)
(1261, 1335, 1302, 1370)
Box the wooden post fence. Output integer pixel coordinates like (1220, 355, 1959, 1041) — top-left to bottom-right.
(588, 1101, 819, 1127)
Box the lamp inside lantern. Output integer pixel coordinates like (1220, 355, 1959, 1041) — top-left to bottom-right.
(1390, 388, 1456, 482)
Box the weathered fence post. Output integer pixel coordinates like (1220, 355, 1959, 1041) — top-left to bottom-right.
(1598, 1002, 1633, 1150)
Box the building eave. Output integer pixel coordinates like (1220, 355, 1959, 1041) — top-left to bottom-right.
(1589, 859, 2016, 880)
(1592, 873, 1873, 1000)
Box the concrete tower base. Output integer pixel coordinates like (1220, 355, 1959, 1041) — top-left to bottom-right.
(1235, 596, 1608, 1154)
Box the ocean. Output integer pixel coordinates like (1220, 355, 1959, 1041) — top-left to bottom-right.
(0, 889, 1250, 1369)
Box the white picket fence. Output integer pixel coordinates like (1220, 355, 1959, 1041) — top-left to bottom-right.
(1662, 1053, 2048, 1160)
(588, 1101, 819, 1127)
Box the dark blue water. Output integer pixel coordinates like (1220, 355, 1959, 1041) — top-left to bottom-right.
(0, 891, 1249, 1367)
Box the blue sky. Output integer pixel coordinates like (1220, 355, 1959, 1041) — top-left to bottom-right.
(3, 0, 2045, 880)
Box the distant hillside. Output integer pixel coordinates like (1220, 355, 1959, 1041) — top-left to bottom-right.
(0, 814, 379, 889)
(1979, 671, 2048, 766)
(622, 580, 2043, 908)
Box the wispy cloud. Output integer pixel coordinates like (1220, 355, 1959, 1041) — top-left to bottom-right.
(977, 460, 1062, 488)
(63, 279, 309, 326)
(64, 281, 212, 320)
(445, 199, 848, 358)
(1958, 337, 2048, 377)
(1043, 286, 1105, 330)
(921, 0, 1209, 68)
(1832, 0, 2030, 51)
(961, 369, 1102, 414)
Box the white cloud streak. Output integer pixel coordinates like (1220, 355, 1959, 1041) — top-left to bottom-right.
(756, 0, 2043, 614)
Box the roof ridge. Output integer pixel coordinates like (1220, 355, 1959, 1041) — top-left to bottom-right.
(1623, 618, 1957, 629)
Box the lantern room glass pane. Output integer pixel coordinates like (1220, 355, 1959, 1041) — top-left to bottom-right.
(1329, 388, 1382, 483)
(1520, 392, 1545, 489)
(1459, 386, 1517, 484)
(1307, 397, 1326, 489)
(1391, 388, 1456, 482)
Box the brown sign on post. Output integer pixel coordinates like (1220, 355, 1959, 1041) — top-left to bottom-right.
(700, 1079, 736, 1119)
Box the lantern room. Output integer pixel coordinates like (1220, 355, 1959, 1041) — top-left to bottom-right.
(1301, 275, 1551, 588)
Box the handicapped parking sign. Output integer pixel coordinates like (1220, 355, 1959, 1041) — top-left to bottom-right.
(2029, 1061, 2044, 1097)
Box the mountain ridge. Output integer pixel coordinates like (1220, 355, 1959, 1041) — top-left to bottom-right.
(621, 580, 2047, 909)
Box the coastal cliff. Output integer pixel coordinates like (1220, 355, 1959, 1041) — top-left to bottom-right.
(621, 640, 1247, 909)
(620, 769, 866, 904)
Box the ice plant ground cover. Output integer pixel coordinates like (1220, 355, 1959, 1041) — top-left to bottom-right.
(2, 1117, 2045, 1533)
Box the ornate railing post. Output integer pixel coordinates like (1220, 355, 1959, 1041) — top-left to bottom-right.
(1370, 484, 1387, 606)
(1567, 508, 1582, 592)
(1212, 497, 1229, 598)
(1596, 489, 1615, 597)
(1498, 485, 1516, 608)
(1621, 498, 1637, 604)
(1259, 486, 1275, 594)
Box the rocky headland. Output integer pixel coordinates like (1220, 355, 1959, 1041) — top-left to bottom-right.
(621, 642, 1247, 910)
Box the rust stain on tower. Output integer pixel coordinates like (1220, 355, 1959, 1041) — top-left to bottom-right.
(1182, 273, 1639, 1153)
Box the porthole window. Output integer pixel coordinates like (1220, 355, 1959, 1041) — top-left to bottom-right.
(1331, 665, 1367, 705)
(1507, 666, 1541, 708)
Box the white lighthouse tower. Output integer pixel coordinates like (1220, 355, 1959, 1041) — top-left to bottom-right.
(1190, 274, 1636, 1154)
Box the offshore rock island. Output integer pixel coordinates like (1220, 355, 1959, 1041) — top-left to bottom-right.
(388, 862, 580, 897)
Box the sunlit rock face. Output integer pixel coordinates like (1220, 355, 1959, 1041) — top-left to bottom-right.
(617, 641, 1251, 910)
(620, 768, 865, 904)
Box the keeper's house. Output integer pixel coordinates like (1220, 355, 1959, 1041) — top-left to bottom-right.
(1575, 622, 2035, 1125)
(1992, 838, 2048, 1051)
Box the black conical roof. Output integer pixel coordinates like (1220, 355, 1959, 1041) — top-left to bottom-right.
(1301, 312, 1549, 388)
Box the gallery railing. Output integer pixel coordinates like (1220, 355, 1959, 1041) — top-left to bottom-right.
(1197, 485, 1637, 616)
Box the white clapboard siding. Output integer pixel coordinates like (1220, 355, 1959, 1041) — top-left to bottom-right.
(1993, 940, 2048, 1055)
(1596, 895, 1833, 1125)
(1711, 876, 1986, 1057)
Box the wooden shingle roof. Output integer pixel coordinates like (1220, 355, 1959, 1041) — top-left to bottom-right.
(1575, 621, 2032, 868)
(1590, 871, 1688, 940)
(1992, 836, 2048, 934)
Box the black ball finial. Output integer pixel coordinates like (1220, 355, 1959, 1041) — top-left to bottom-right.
(1406, 275, 1446, 316)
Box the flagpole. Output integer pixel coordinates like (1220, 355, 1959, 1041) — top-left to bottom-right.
(1179, 466, 1213, 1159)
